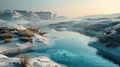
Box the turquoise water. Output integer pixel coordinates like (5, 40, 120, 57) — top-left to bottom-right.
(25, 31, 119, 67)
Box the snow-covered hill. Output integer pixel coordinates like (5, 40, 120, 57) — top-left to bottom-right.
(0, 10, 66, 21)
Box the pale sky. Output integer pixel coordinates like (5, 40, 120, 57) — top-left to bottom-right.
(0, 0, 120, 17)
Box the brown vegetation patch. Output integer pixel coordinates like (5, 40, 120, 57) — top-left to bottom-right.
(20, 55, 30, 67)
(19, 37, 32, 42)
(28, 28, 39, 33)
(18, 29, 34, 37)
(0, 27, 9, 31)
(0, 30, 10, 33)
(4, 38, 12, 43)
(0, 33, 15, 39)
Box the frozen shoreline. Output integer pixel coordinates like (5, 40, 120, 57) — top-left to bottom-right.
(89, 41, 120, 64)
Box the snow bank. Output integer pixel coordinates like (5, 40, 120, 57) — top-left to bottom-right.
(0, 54, 19, 67)
(0, 54, 61, 67)
(31, 56, 61, 67)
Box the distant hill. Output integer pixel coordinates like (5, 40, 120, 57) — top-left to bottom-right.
(0, 10, 66, 21)
(79, 13, 120, 20)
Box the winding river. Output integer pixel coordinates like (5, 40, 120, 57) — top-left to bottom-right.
(21, 30, 119, 67)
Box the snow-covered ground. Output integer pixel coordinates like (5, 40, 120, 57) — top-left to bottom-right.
(0, 21, 62, 67)
(0, 54, 61, 67)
